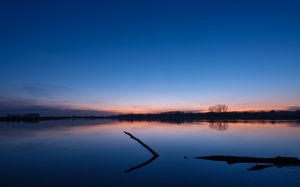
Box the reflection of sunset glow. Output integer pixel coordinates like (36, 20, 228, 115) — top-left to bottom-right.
(7, 120, 298, 136)
(1, 120, 299, 187)
(1, 120, 299, 146)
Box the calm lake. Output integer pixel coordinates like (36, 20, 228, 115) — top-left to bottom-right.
(1, 120, 300, 187)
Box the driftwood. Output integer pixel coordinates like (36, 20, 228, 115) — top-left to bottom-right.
(195, 155, 300, 171)
(196, 155, 300, 165)
(124, 131, 159, 157)
(124, 131, 159, 173)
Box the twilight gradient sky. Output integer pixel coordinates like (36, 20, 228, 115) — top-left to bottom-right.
(1, 0, 300, 115)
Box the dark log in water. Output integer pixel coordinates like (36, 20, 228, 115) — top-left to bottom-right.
(124, 131, 159, 173)
(124, 131, 159, 157)
(195, 155, 300, 165)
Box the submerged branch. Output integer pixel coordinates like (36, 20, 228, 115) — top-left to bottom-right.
(195, 155, 300, 171)
(123, 131, 159, 173)
(124, 131, 159, 157)
(195, 155, 300, 165)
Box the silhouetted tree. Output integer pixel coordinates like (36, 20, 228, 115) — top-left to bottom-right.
(208, 104, 228, 113)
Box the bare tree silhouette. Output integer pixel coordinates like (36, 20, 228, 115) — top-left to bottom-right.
(208, 104, 229, 113)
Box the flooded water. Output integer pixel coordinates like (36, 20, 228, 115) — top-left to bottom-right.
(0, 120, 300, 187)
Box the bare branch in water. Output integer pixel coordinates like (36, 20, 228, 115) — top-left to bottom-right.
(124, 131, 159, 157)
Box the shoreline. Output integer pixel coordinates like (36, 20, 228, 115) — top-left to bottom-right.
(1, 111, 299, 123)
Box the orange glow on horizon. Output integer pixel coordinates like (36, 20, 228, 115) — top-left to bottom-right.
(64, 100, 298, 115)
(85, 105, 292, 115)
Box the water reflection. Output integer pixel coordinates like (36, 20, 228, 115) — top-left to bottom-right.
(0, 120, 300, 187)
(124, 155, 158, 173)
(208, 121, 229, 131)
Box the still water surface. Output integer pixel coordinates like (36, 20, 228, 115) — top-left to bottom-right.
(0, 120, 300, 187)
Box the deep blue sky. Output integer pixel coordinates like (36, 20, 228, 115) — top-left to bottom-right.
(1, 0, 300, 115)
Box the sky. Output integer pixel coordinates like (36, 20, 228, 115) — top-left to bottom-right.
(1, 0, 300, 116)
